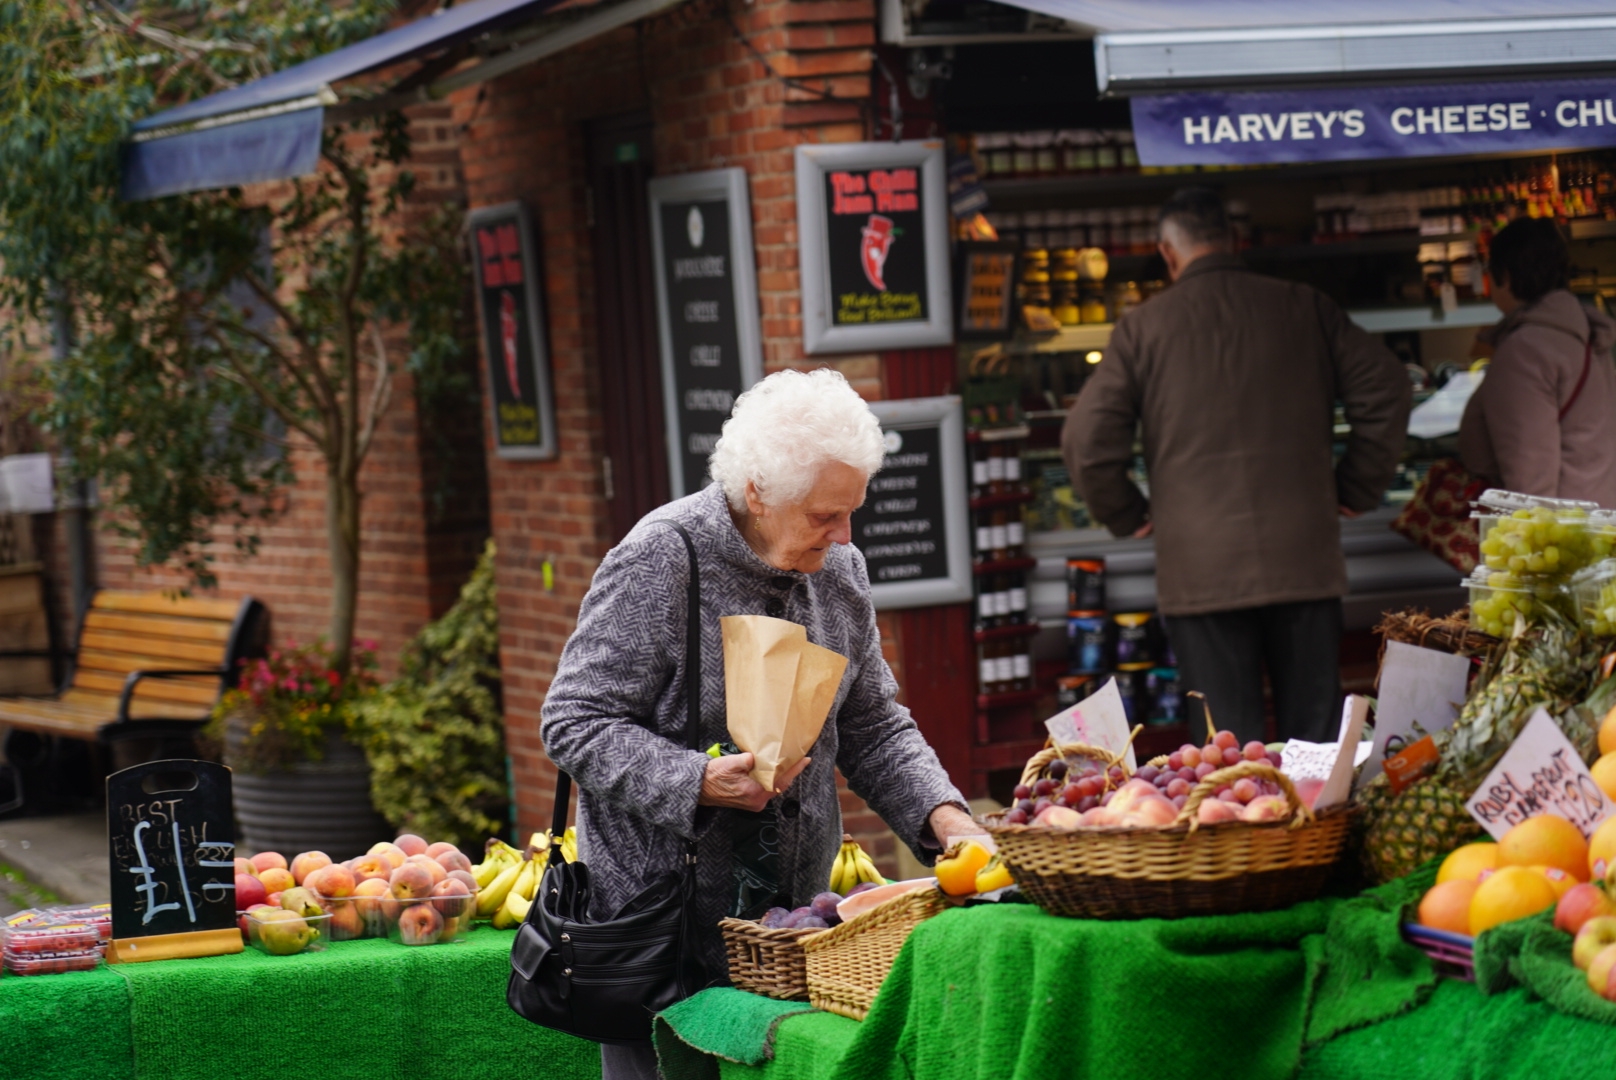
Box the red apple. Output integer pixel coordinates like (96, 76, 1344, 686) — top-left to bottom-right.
(1573, 915, 1616, 971)
(1555, 882, 1616, 936)
(234, 873, 268, 910)
(234, 857, 255, 878)
(1589, 942, 1616, 998)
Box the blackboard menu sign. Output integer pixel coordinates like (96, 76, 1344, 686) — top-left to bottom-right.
(469, 202, 558, 460)
(797, 141, 952, 355)
(107, 759, 241, 963)
(851, 396, 972, 610)
(956, 243, 1019, 340)
(648, 168, 763, 497)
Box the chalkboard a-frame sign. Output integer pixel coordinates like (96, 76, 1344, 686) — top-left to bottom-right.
(796, 140, 952, 355)
(107, 759, 242, 963)
(469, 201, 558, 460)
(850, 396, 972, 610)
(647, 167, 764, 498)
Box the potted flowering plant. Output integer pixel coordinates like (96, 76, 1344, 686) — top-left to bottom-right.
(207, 640, 389, 857)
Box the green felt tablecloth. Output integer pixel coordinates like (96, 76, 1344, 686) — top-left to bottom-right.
(0, 927, 601, 1080)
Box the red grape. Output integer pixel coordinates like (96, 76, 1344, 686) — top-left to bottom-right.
(1171, 794, 1188, 810)
(1181, 746, 1202, 768)
(1048, 760, 1069, 781)
(1004, 807, 1028, 825)
(1202, 745, 1224, 768)
(1165, 778, 1190, 798)
(1243, 741, 1266, 762)
(1212, 730, 1238, 751)
(1232, 778, 1258, 804)
(1213, 785, 1231, 799)
(1167, 752, 1184, 771)
(1178, 767, 1197, 783)
(1265, 751, 1283, 769)
(1077, 795, 1098, 812)
(1033, 778, 1056, 798)
(1013, 784, 1032, 801)
(1107, 765, 1125, 784)
(1060, 785, 1083, 808)
(1194, 762, 1215, 780)
(1137, 765, 1160, 783)
(1016, 799, 1035, 816)
(1032, 797, 1051, 816)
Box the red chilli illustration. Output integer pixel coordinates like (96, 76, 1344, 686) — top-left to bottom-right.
(860, 214, 894, 291)
(499, 291, 521, 397)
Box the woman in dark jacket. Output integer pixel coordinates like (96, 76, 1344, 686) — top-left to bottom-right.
(541, 368, 974, 1080)
(1460, 218, 1616, 506)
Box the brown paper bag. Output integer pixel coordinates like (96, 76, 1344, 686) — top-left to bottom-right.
(721, 615, 849, 790)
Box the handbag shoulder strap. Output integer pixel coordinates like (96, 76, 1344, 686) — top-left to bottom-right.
(548, 518, 703, 859)
(1559, 331, 1595, 423)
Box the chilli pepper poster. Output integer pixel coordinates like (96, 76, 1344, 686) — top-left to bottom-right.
(823, 166, 928, 327)
(469, 202, 558, 460)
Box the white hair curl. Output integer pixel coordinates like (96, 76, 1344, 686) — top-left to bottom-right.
(708, 368, 884, 510)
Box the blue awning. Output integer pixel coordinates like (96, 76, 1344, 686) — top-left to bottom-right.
(123, 107, 325, 201)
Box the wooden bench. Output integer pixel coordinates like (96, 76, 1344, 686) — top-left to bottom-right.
(0, 590, 267, 746)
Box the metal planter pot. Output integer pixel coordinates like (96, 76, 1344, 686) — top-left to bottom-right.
(228, 732, 391, 860)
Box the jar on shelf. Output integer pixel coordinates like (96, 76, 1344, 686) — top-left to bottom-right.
(1112, 280, 1144, 320)
(1095, 133, 1120, 172)
(1060, 129, 1098, 174)
(1011, 132, 1038, 177)
(1448, 239, 1480, 301)
(1079, 282, 1109, 324)
(1031, 131, 1058, 176)
(1052, 276, 1081, 326)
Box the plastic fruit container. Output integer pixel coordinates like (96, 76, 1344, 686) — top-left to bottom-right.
(2, 922, 100, 956)
(318, 886, 477, 943)
(1569, 560, 1616, 637)
(3, 949, 101, 976)
(1473, 491, 1607, 580)
(1467, 570, 1568, 637)
(243, 908, 330, 956)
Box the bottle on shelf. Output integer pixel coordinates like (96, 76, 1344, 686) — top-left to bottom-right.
(989, 508, 1010, 562)
(1008, 573, 1029, 625)
(973, 509, 993, 566)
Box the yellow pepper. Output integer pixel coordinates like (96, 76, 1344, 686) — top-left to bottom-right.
(974, 856, 1013, 894)
(935, 840, 992, 896)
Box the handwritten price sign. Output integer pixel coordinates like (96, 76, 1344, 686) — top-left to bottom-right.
(1465, 710, 1616, 840)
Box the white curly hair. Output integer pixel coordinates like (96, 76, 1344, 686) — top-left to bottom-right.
(708, 368, 885, 510)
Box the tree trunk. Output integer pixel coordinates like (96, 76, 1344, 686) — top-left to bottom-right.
(326, 466, 361, 671)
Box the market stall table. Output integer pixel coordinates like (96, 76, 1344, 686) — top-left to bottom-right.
(0, 927, 602, 1080)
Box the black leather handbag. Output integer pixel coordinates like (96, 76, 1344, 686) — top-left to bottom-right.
(508, 520, 710, 1044)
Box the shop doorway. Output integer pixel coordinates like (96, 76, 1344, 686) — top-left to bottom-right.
(587, 112, 670, 543)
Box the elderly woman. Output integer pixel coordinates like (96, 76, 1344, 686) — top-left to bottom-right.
(542, 368, 973, 1079)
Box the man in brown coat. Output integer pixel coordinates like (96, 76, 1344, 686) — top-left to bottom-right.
(1062, 188, 1412, 743)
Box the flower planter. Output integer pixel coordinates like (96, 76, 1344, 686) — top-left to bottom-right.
(227, 729, 391, 859)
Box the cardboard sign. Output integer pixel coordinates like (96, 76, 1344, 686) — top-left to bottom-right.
(1359, 642, 1472, 787)
(1465, 709, 1616, 840)
(107, 759, 241, 963)
(1045, 677, 1138, 772)
(1284, 696, 1370, 811)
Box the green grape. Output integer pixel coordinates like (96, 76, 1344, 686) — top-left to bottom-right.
(1481, 507, 1594, 580)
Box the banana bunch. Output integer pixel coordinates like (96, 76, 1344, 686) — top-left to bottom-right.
(526, 827, 578, 864)
(828, 835, 882, 895)
(492, 848, 540, 929)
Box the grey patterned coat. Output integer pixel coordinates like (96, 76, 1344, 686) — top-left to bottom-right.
(540, 483, 968, 980)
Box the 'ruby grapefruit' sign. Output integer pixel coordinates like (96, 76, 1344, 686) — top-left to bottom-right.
(1465, 709, 1616, 841)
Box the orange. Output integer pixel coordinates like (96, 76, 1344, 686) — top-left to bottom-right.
(1470, 866, 1559, 935)
(1417, 879, 1478, 934)
(1498, 815, 1590, 882)
(1592, 754, 1616, 803)
(1600, 704, 1616, 757)
(1437, 842, 1498, 885)
(1530, 865, 1576, 899)
(1590, 816, 1616, 879)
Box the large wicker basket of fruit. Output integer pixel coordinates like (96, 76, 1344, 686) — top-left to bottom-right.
(985, 706, 1356, 919)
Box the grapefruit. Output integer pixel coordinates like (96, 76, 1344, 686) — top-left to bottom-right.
(1470, 866, 1559, 935)
(1599, 704, 1616, 757)
(1591, 816, 1616, 880)
(1531, 865, 1577, 899)
(1592, 753, 1616, 803)
(1498, 815, 1590, 882)
(1437, 842, 1499, 885)
(1417, 879, 1479, 935)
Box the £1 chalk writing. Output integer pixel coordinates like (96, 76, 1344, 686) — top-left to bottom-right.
(130, 820, 181, 925)
(171, 820, 196, 922)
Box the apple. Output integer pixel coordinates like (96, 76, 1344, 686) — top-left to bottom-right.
(257, 867, 295, 895)
(1555, 883, 1616, 936)
(1033, 804, 1082, 830)
(234, 873, 268, 910)
(249, 851, 287, 874)
(368, 841, 408, 869)
(234, 857, 255, 877)
(289, 851, 332, 886)
(393, 834, 429, 858)
(1589, 942, 1616, 998)
(397, 902, 444, 945)
(390, 862, 436, 901)
(1572, 915, 1616, 970)
(430, 878, 473, 918)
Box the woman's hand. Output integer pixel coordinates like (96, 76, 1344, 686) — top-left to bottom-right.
(698, 752, 812, 812)
(927, 803, 978, 847)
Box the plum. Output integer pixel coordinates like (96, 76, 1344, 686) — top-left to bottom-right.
(778, 906, 814, 929)
(845, 882, 880, 898)
(795, 915, 829, 930)
(809, 892, 842, 925)
(759, 906, 790, 928)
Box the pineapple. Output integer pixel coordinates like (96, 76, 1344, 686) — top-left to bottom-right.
(1359, 774, 1482, 883)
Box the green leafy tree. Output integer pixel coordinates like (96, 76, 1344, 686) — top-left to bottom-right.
(359, 540, 506, 848)
(0, 0, 468, 669)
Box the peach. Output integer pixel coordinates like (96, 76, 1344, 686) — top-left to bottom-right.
(289, 851, 332, 886)
(1555, 883, 1616, 936)
(1573, 915, 1616, 970)
(1241, 795, 1290, 823)
(1107, 779, 1159, 815)
(1197, 799, 1240, 825)
(397, 902, 444, 945)
(1120, 795, 1177, 828)
(1077, 806, 1119, 827)
(249, 851, 288, 874)
(234, 857, 256, 877)
(326, 900, 364, 941)
(367, 841, 408, 869)
(257, 867, 295, 895)
(405, 853, 447, 886)
(348, 853, 392, 883)
(390, 863, 435, 901)
(431, 878, 473, 918)
(446, 869, 480, 894)
(434, 850, 473, 875)
(425, 841, 462, 860)
(394, 834, 429, 858)
(306, 863, 356, 899)
(353, 878, 393, 935)
(1033, 805, 1081, 830)
(1589, 942, 1616, 998)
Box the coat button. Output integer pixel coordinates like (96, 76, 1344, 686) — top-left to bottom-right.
(771, 576, 795, 591)
(765, 598, 785, 617)
(782, 799, 800, 819)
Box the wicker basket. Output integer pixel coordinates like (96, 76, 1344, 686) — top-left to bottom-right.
(719, 918, 820, 1000)
(801, 885, 948, 1020)
(988, 759, 1358, 919)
